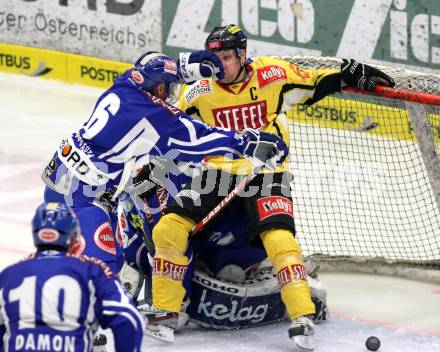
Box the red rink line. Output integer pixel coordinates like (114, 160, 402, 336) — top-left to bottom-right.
(331, 311, 440, 337)
(0, 246, 30, 256)
(0, 215, 31, 226)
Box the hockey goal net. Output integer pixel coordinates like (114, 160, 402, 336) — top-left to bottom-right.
(280, 56, 440, 281)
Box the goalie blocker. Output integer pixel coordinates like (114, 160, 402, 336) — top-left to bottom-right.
(186, 266, 328, 329)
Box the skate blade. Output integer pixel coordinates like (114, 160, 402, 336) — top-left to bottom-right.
(293, 335, 314, 351)
(144, 324, 175, 342)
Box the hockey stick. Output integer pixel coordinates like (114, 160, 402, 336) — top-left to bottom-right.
(190, 167, 261, 236)
(343, 85, 440, 106)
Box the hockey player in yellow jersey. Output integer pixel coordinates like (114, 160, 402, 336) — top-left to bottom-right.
(146, 25, 395, 350)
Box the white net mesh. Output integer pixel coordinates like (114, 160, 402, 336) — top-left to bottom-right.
(278, 57, 440, 277)
(279, 56, 440, 95)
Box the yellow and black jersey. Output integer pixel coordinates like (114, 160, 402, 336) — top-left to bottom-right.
(177, 56, 341, 174)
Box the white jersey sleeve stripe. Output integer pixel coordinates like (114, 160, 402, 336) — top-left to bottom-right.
(102, 299, 144, 330)
(102, 310, 140, 331)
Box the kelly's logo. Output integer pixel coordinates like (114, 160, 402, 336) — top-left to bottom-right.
(257, 65, 287, 88)
(257, 196, 293, 221)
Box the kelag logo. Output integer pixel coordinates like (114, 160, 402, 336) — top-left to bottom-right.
(0, 53, 52, 76)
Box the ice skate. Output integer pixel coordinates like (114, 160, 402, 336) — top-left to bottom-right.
(139, 304, 188, 342)
(288, 315, 315, 351)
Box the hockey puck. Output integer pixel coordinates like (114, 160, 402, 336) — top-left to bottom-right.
(365, 336, 381, 351)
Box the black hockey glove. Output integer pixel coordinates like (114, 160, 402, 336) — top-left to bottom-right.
(241, 129, 288, 171)
(132, 158, 174, 198)
(178, 50, 224, 83)
(341, 59, 395, 92)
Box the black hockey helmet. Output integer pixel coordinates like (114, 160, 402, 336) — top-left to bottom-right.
(205, 24, 247, 54)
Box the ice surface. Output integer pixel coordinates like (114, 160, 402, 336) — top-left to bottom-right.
(0, 72, 439, 351)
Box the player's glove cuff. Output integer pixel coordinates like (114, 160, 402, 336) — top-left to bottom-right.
(132, 158, 173, 197)
(177, 51, 224, 83)
(241, 129, 288, 171)
(341, 58, 395, 92)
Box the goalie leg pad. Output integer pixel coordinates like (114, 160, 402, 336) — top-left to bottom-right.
(152, 213, 193, 312)
(308, 275, 329, 322)
(186, 268, 286, 329)
(186, 266, 328, 329)
(260, 228, 315, 320)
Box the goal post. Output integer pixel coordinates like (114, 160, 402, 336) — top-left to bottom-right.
(280, 56, 440, 282)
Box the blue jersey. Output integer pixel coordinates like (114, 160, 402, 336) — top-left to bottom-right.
(0, 251, 143, 352)
(42, 69, 246, 200)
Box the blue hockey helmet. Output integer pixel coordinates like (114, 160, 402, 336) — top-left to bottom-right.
(133, 51, 180, 95)
(31, 202, 79, 249)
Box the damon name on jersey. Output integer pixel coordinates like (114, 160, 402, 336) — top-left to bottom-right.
(178, 56, 341, 174)
(0, 251, 143, 352)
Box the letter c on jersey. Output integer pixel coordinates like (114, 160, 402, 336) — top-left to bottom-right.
(250, 87, 258, 101)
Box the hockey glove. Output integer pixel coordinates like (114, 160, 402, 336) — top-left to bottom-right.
(178, 50, 224, 83)
(132, 158, 173, 198)
(341, 58, 395, 92)
(241, 129, 288, 171)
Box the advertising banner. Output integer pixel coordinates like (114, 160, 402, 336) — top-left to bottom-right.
(163, 0, 440, 74)
(0, 0, 161, 63)
(2, 1, 440, 83)
(0, 43, 131, 88)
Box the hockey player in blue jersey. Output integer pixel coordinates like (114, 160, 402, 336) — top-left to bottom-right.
(0, 202, 144, 352)
(41, 50, 289, 274)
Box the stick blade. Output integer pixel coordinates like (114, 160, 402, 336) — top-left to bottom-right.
(144, 324, 175, 342)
